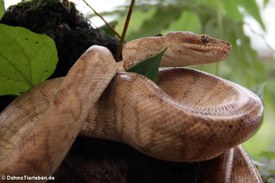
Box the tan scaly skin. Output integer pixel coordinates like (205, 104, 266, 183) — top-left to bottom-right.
(0, 32, 263, 182)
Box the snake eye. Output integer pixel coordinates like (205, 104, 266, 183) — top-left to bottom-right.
(201, 35, 209, 43)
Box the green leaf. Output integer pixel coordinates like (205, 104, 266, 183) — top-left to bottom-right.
(125, 6, 182, 40)
(264, 0, 269, 7)
(0, 24, 58, 95)
(0, 0, 4, 20)
(260, 151, 275, 160)
(221, 1, 243, 21)
(127, 48, 167, 83)
(239, 0, 265, 30)
(162, 11, 201, 33)
(115, 8, 157, 40)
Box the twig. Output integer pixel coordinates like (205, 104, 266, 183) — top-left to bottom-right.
(116, 0, 136, 61)
(82, 0, 122, 40)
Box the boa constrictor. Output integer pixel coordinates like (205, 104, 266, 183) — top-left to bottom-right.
(0, 32, 263, 182)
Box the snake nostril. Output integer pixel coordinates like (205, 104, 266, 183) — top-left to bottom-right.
(225, 42, 231, 47)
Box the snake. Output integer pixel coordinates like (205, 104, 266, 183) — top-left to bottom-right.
(0, 32, 263, 182)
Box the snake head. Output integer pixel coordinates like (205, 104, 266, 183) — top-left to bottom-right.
(123, 31, 232, 69)
(161, 31, 232, 67)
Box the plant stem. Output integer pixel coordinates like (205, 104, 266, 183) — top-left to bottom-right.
(115, 0, 135, 61)
(82, 0, 122, 39)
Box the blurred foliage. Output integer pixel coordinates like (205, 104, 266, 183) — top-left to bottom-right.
(0, 0, 3, 19)
(88, 0, 275, 179)
(259, 150, 275, 182)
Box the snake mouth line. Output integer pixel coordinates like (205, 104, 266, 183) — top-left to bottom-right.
(183, 43, 231, 54)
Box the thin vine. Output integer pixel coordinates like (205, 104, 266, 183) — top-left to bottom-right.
(82, 0, 136, 61)
(115, 0, 135, 61)
(82, 0, 122, 40)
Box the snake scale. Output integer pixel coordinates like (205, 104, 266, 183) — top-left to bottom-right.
(0, 32, 263, 182)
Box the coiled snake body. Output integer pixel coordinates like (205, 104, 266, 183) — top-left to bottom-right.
(0, 32, 263, 182)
